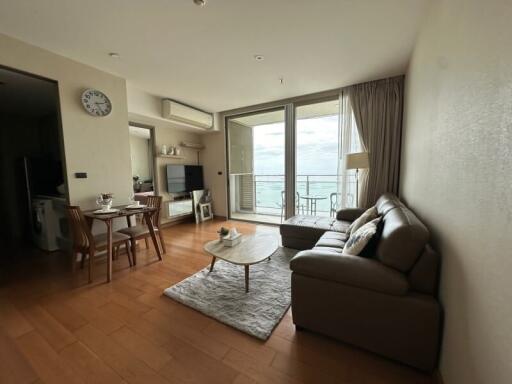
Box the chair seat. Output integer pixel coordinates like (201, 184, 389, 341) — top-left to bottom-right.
(94, 232, 131, 248)
(118, 224, 155, 238)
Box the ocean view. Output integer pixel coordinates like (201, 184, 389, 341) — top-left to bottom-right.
(254, 175, 339, 216)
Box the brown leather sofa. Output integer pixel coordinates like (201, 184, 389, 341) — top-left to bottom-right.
(281, 193, 442, 372)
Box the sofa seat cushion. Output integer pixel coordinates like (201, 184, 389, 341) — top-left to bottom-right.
(290, 250, 409, 296)
(280, 215, 350, 242)
(312, 246, 343, 253)
(315, 231, 348, 249)
(319, 231, 349, 241)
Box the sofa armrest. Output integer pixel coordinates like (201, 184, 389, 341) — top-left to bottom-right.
(336, 208, 365, 222)
(290, 250, 409, 296)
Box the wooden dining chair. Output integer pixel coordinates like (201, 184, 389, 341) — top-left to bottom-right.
(119, 195, 166, 265)
(66, 206, 133, 283)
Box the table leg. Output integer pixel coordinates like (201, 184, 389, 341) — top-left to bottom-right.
(245, 265, 249, 293)
(106, 219, 113, 283)
(209, 256, 216, 272)
(144, 212, 162, 261)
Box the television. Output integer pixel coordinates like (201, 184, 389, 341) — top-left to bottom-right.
(166, 165, 204, 193)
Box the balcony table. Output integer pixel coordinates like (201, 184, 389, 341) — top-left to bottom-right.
(300, 195, 327, 216)
(84, 205, 162, 282)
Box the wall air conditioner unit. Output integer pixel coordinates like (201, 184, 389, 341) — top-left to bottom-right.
(162, 99, 213, 129)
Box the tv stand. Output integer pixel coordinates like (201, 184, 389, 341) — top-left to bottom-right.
(168, 198, 193, 219)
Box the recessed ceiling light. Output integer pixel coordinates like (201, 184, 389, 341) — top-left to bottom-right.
(109, 52, 121, 59)
(193, 0, 206, 6)
(254, 54, 264, 61)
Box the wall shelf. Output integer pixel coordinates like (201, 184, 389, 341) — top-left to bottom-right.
(156, 154, 186, 160)
(180, 141, 204, 150)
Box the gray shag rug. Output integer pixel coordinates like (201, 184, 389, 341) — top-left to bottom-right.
(163, 247, 298, 340)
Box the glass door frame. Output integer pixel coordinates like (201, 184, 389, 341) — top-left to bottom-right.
(293, 95, 341, 217)
(225, 105, 288, 224)
(224, 94, 340, 224)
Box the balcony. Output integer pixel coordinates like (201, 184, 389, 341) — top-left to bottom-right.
(229, 173, 357, 224)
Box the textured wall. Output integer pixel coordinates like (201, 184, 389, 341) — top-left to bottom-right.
(400, 1, 512, 383)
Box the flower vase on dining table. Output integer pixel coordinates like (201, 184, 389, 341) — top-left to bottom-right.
(97, 193, 113, 211)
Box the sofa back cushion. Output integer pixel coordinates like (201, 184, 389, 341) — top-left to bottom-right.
(376, 204, 430, 272)
(375, 193, 403, 215)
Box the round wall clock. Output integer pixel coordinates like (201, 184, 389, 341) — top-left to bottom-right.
(81, 89, 112, 117)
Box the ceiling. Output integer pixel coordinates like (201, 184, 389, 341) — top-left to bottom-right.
(0, 0, 429, 113)
(0, 67, 58, 117)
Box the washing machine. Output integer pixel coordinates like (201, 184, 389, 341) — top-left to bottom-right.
(31, 197, 60, 251)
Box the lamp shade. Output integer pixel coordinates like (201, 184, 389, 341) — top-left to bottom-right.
(343, 152, 369, 170)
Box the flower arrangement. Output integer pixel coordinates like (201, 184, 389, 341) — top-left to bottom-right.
(96, 193, 113, 210)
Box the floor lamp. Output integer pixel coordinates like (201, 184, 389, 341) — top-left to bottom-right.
(343, 152, 370, 207)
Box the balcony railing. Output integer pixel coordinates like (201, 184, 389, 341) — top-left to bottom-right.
(250, 174, 357, 217)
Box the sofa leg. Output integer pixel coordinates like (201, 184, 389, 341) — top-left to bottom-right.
(295, 324, 305, 331)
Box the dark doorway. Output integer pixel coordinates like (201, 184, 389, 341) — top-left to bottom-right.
(0, 66, 66, 254)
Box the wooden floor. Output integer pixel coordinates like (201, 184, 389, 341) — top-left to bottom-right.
(0, 218, 438, 384)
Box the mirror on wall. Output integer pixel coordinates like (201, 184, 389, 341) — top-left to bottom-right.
(129, 124, 155, 201)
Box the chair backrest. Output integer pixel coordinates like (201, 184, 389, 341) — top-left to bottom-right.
(330, 193, 341, 209)
(66, 206, 94, 251)
(280, 191, 301, 207)
(145, 195, 163, 226)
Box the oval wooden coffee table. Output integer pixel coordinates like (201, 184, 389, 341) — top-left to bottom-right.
(204, 233, 279, 292)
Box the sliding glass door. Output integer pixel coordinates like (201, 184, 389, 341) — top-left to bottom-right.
(227, 108, 285, 224)
(226, 95, 360, 224)
(295, 99, 341, 217)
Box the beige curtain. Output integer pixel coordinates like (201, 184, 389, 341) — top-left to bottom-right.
(347, 76, 404, 208)
(337, 90, 361, 208)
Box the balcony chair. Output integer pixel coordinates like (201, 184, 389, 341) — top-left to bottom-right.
(278, 191, 305, 223)
(330, 192, 342, 217)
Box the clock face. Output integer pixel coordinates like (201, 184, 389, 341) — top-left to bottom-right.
(81, 89, 112, 117)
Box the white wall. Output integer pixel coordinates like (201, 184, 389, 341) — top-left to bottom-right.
(201, 126, 228, 217)
(400, 1, 512, 383)
(0, 33, 132, 209)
